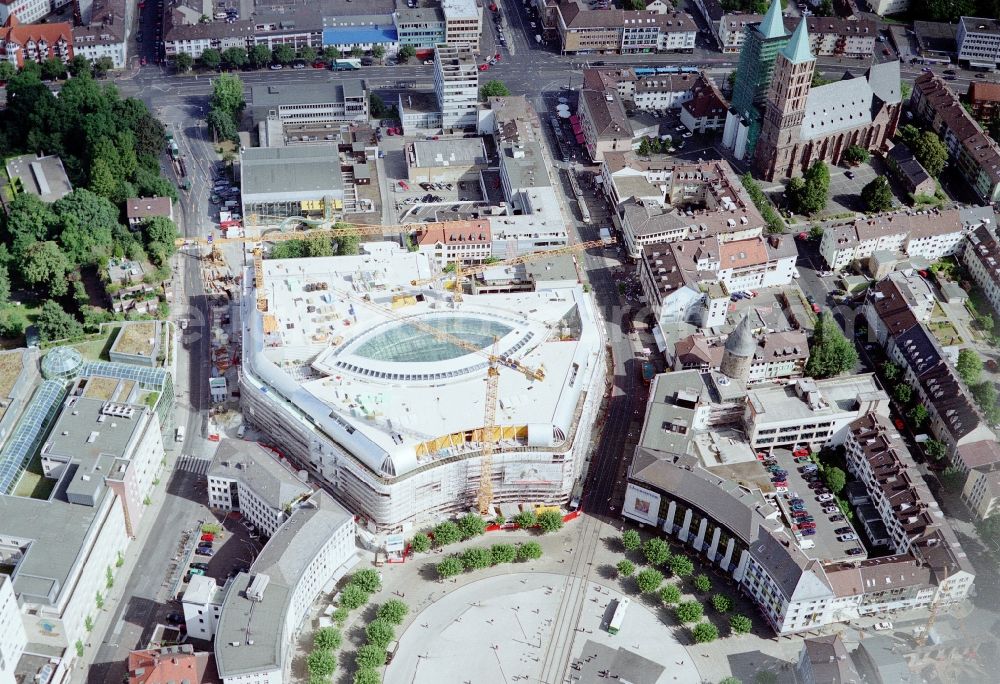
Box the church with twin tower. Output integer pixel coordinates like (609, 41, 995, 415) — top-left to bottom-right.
(723, 0, 903, 181)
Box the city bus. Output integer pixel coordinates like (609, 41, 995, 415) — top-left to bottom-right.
(608, 598, 629, 635)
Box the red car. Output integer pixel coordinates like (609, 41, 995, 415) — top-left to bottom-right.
(494, 52, 501, 61)
(479, 63, 489, 71)
(398, 180, 409, 191)
(200, 533, 214, 542)
(796, 522, 816, 529)
(811, 303, 821, 313)
(312, 60, 327, 69)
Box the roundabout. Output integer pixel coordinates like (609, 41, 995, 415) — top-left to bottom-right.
(384, 572, 701, 684)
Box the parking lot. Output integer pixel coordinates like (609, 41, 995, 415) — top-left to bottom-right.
(763, 448, 866, 561)
(176, 511, 263, 596)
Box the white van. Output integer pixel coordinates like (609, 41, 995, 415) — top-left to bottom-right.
(175, 425, 186, 443)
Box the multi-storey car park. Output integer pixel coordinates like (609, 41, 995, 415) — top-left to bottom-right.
(239, 242, 605, 533)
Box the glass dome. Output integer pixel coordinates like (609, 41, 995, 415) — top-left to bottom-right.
(41, 346, 84, 380)
(354, 316, 512, 363)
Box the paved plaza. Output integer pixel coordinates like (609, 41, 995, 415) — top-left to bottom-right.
(385, 572, 699, 684)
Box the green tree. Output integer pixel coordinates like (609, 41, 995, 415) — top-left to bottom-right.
(221, 47, 247, 70)
(411, 532, 431, 553)
(432, 520, 462, 546)
(0, 308, 28, 338)
(6, 193, 55, 256)
(323, 46, 342, 61)
(809, 224, 824, 240)
(805, 312, 858, 378)
(636, 568, 664, 593)
(667, 555, 694, 578)
(355, 644, 387, 669)
(941, 465, 966, 491)
(299, 46, 318, 63)
(273, 44, 295, 65)
(894, 382, 913, 405)
(909, 404, 929, 427)
(957, 349, 983, 385)
(208, 104, 238, 141)
(675, 600, 703, 623)
(0, 60, 16, 81)
(142, 216, 180, 265)
(692, 621, 719, 643)
(248, 44, 272, 69)
(621, 529, 641, 551)
(730, 613, 753, 634)
(92, 56, 114, 77)
(175, 52, 193, 73)
(711, 594, 732, 613)
(365, 619, 395, 648)
(643, 538, 671, 566)
(861, 176, 894, 213)
(0, 264, 11, 308)
(336, 234, 361, 256)
(306, 650, 337, 678)
(200, 48, 222, 70)
(314, 627, 342, 650)
(537, 509, 564, 533)
(350, 46, 365, 59)
(68, 55, 91, 78)
(479, 80, 512, 100)
(339, 584, 368, 610)
(41, 58, 67, 81)
(912, 130, 948, 177)
(517, 541, 543, 560)
(719, 678, 743, 684)
(22, 242, 71, 298)
(351, 568, 382, 594)
(882, 362, 901, 381)
(824, 466, 847, 495)
(372, 45, 386, 62)
(513, 509, 537, 528)
(53, 189, 118, 266)
(925, 439, 948, 461)
(693, 574, 712, 593)
(793, 161, 830, 215)
(398, 45, 416, 62)
(457, 513, 487, 539)
(976, 515, 1000, 552)
(84, 615, 93, 631)
(490, 543, 517, 564)
(638, 138, 653, 157)
(211, 72, 245, 117)
(461, 546, 492, 569)
(616, 559, 636, 577)
(369, 93, 388, 118)
(377, 599, 409, 624)
(437, 556, 464, 578)
(658, 584, 681, 605)
(353, 669, 381, 684)
(755, 673, 778, 684)
(842, 145, 870, 165)
(332, 607, 349, 625)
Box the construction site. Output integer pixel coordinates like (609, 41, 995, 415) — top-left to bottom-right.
(183, 224, 608, 534)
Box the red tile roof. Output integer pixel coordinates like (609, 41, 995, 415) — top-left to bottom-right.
(1, 15, 72, 47)
(415, 219, 491, 246)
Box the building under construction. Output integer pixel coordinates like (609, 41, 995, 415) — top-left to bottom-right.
(238, 241, 606, 532)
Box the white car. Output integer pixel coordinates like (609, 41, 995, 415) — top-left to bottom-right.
(873, 621, 893, 631)
(838, 533, 858, 542)
(682, 132, 693, 138)
(817, 493, 834, 502)
(675, 125, 686, 131)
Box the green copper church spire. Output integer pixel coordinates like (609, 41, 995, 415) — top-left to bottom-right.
(758, 0, 787, 40)
(781, 18, 814, 64)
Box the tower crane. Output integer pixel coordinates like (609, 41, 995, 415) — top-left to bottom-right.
(477, 337, 501, 515)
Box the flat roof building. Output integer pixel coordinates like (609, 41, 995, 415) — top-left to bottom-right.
(2, 153, 72, 211)
(249, 80, 369, 128)
(240, 146, 346, 225)
(214, 490, 356, 684)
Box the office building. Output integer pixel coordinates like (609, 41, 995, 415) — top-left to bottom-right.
(957, 16, 1000, 70)
(249, 81, 369, 128)
(207, 439, 313, 538)
(414, 219, 493, 270)
(442, 0, 481, 50)
(434, 44, 479, 130)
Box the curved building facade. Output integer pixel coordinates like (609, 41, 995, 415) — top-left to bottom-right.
(239, 244, 606, 532)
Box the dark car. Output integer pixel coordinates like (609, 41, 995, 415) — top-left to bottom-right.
(190, 562, 210, 571)
(360, 57, 374, 66)
(166, 612, 183, 624)
(847, 548, 864, 556)
(801, 528, 816, 536)
(195, 548, 214, 557)
(806, 294, 816, 304)
(835, 526, 852, 535)
(844, 170, 855, 179)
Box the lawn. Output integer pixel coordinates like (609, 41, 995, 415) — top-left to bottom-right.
(928, 320, 962, 347)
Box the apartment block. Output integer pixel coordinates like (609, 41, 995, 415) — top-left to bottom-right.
(910, 73, 1000, 203)
(717, 14, 876, 57)
(555, 0, 696, 55)
(819, 209, 966, 271)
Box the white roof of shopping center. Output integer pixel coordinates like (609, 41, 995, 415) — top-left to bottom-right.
(244, 242, 603, 480)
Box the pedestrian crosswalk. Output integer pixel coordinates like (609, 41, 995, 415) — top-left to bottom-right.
(176, 455, 212, 475)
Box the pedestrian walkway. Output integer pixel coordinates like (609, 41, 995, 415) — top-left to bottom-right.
(176, 455, 212, 475)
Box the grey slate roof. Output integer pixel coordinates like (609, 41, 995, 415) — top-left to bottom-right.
(867, 60, 902, 105)
(802, 76, 873, 140)
(240, 146, 345, 200)
(725, 313, 757, 358)
(209, 439, 312, 511)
